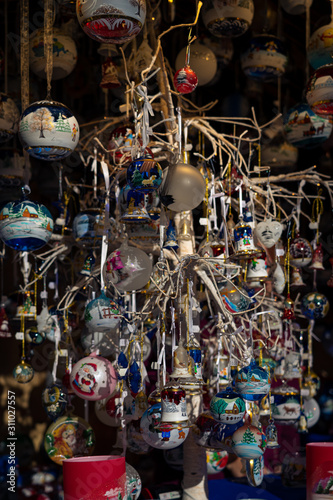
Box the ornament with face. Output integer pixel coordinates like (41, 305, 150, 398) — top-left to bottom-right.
(256, 219, 283, 249)
(72, 362, 97, 396)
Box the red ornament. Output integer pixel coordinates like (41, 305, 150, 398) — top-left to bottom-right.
(173, 65, 198, 94)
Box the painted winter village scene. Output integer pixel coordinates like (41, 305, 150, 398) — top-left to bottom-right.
(2, 0, 333, 499)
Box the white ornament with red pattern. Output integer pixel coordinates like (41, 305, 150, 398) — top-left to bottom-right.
(173, 65, 198, 94)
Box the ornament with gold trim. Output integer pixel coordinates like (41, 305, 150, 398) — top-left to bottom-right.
(266, 418, 279, 449)
(289, 235, 313, 267)
(231, 215, 261, 260)
(202, 0, 254, 38)
(156, 381, 188, 430)
(13, 359, 34, 383)
(282, 294, 295, 320)
(309, 243, 325, 270)
(301, 292, 330, 320)
(290, 267, 306, 287)
(246, 455, 264, 486)
(119, 189, 151, 223)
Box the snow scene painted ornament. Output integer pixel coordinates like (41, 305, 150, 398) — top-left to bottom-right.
(246, 455, 264, 486)
(206, 450, 229, 475)
(173, 65, 198, 94)
(241, 35, 287, 80)
(127, 156, 163, 192)
(44, 414, 95, 465)
(42, 384, 68, 420)
(84, 291, 121, 332)
(0, 197, 53, 251)
(246, 253, 268, 286)
(12, 360, 34, 383)
(19, 100, 79, 161)
(301, 292, 330, 320)
(283, 102, 332, 148)
(159, 162, 206, 212)
(231, 422, 267, 459)
(306, 64, 333, 118)
(201, 0, 254, 38)
(234, 359, 271, 401)
(126, 463, 142, 500)
(160, 382, 188, 425)
(76, 0, 146, 44)
(232, 216, 260, 259)
(0, 93, 20, 143)
(307, 22, 333, 70)
(29, 28, 77, 80)
(104, 244, 152, 292)
(271, 384, 300, 423)
(140, 403, 189, 450)
(175, 41, 217, 86)
(289, 235, 313, 267)
(70, 353, 117, 401)
(72, 208, 105, 248)
(108, 125, 135, 165)
(304, 398, 321, 428)
(210, 386, 246, 424)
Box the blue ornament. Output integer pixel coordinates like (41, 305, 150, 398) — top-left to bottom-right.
(234, 359, 271, 402)
(42, 384, 68, 420)
(283, 102, 332, 149)
(127, 156, 163, 193)
(117, 351, 129, 379)
(128, 361, 141, 395)
(241, 35, 287, 80)
(301, 292, 330, 320)
(25, 326, 45, 345)
(210, 386, 246, 424)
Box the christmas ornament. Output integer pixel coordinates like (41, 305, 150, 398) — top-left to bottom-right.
(231, 422, 267, 459)
(19, 100, 79, 160)
(234, 359, 271, 402)
(70, 353, 117, 401)
(283, 102, 332, 148)
(206, 450, 229, 475)
(76, 0, 146, 44)
(173, 65, 198, 94)
(265, 419, 279, 449)
(140, 403, 189, 450)
(126, 463, 142, 500)
(201, 0, 254, 38)
(271, 383, 300, 423)
(127, 156, 163, 192)
(100, 57, 121, 88)
(159, 382, 188, 426)
(175, 41, 217, 86)
(309, 243, 325, 270)
(232, 215, 261, 259)
(119, 189, 151, 223)
(255, 219, 283, 249)
(0, 93, 20, 143)
(42, 384, 68, 420)
(289, 235, 313, 267)
(246, 253, 269, 286)
(94, 390, 121, 427)
(12, 360, 34, 383)
(301, 292, 330, 320)
(104, 243, 152, 292)
(246, 455, 264, 486)
(304, 397, 320, 428)
(29, 28, 78, 80)
(72, 208, 105, 248)
(0, 306, 11, 338)
(241, 35, 287, 80)
(290, 267, 306, 287)
(84, 291, 121, 332)
(210, 387, 246, 424)
(306, 64, 333, 118)
(25, 326, 45, 345)
(192, 412, 242, 452)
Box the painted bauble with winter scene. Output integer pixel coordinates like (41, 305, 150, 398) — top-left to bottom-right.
(210, 387, 246, 424)
(283, 103, 332, 149)
(140, 403, 189, 450)
(271, 384, 300, 424)
(241, 35, 287, 80)
(126, 463, 142, 499)
(0, 93, 20, 143)
(72, 208, 105, 248)
(103, 244, 152, 292)
(76, 0, 146, 44)
(231, 423, 267, 459)
(0, 199, 53, 251)
(306, 63, 333, 118)
(202, 0, 254, 38)
(289, 235, 313, 267)
(234, 359, 271, 402)
(173, 65, 198, 94)
(19, 100, 79, 160)
(42, 384, 68, 420)
(70, 353, 117, 401)
(127, 156, 163, 192)
(84, 291, 121, 333)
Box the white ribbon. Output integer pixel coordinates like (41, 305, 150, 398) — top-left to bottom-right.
(136, 84, 154, 152)
(100, 159, 110, 291)
(51, 316, 61, 383)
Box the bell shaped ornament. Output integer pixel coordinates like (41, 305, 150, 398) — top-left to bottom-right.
(309, 243, 325, 270)
(266, 418, 280, 449)
(297, 410, 309, 434)
(290, 267, 306, 287)
(119, 189, 151, 224)
(232, 215, 261, 260)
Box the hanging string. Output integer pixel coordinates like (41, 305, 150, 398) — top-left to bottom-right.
(305, 0, 311, 83)
(4, 0, 8, 95)
(20, 313, 25, 359)
(44, 0, 54, 99)
(311, 188, 324, 244)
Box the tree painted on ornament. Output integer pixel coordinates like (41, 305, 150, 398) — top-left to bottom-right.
(241, 427, 257, 444)
(211, 398, 228, 419)
(30, 107, 55, 138)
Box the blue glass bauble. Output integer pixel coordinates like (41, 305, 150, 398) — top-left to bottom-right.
(127, 156, 163, 193)
(301, 292, 330, 320)
(234, 359, 271, 401)
(210, 387, 246, 424)
(283, 103, 332, 149)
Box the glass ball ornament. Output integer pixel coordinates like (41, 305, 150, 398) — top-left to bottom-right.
(246, 455, 264, 486)
(126, 463, 142, 500)
(42, 384, 68, 420)
(283, 102, 332, 149)
(70, 353, 117, 401)
(219, 282, 251, 313)
(29, 28, 78, 80)
(306, 64, 333, 118)
(127, 155, 163, 192)
(307, 22, 333, 70)
(159, 162, 206, 212)
(231, 422, 267, 459)
(0, 198, 54, 251)
(271, 383, 300, 424)
(303, 397, 320, 428)
(234, 359, 271, 402)
(289, 235, 313, 267)
(206, 449, 229, 475)
(19, 100, 80, 160)
(76, 0, 146, 44)
(25, 326, 45, 345)
(0, 93, 20, 143)
(241, 35, 287, 81)
(84, 291, 121, 332)
(72, 208, 105, 248)
(104, 243, 152, 292)
(173, 65, 198, 94)
(140, 403, 189, 450)
(210, 387, 246, 424)
(301, 292, 330, 320)
(13, 360, 34, 383)
(280, 0, 313, 15)
(175, 41, 217, 86)
(201, 0, 254, 38)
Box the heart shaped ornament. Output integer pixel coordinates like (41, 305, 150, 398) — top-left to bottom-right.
(255, 219, 283, 249)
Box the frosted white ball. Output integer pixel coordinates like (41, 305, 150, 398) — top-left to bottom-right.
(175, 41, 217, 86)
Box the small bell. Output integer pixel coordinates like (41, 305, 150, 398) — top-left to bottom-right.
(80, 252, 95, 276)
(120, 189, 151, 224)
(163, 219, 179, 251)
(170, 338, 192, 379)
(290, 267, 306, 287)
(266, 418, 280, 449)
(100, 57, 121, 89)
(297, 410, 308, 434)
(309, 243, 325, 270)
(232, 215, 261, 260)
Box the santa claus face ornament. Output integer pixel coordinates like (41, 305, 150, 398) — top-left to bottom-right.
(173, 65, 198, 94)
(70, 353, 117, 401)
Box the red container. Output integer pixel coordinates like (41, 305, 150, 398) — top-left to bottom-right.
(306, 442, 333, 499)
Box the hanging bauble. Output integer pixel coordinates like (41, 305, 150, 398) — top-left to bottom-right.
(19, 100, 80, 161)
(12, 360, 34, 383)
(231, 422, 267, 459)
(210, 387, 246, 424)
(261, 139, 298, 168)
(241, 35, 287, 80)
(309, 243, 325, 270)
(140, 403, 189, 450)
(306, 64, 333, 119)
(119, 189, 151, 223)
(29, 28, 78, 80)
(44, 414, 95, 465)
(42, 384, 68, 420)
(234, 359, 271, 402)
(192, 412, 239, 451)
(104, 243, 152, 292)
(246, 455, 264, 486)
(201, 0, 254, 38)
(301, 292, 330, 320)
(0, 306, 11, 338)
(72, 208, 105, 248)
(100, 56, 121, 88)
(0, 198, 53, 251)
(159, 162, 206, 212)
(126, 463, 142, 500)
(127, 156, 163, 192)
(265, 419, 279, 449)
(108, 125, 134, 165)
(271, 383, 300, 423)
(255, 219, 283, 249)
(283, 102, 332, 148)
(303, 369, 320, 398)
(159, 382, 188, 425)
(280, 0, 313, 15)
(25, 326, 45, 345)
(175, 41, 217, 86)
(117, 351, 129, 379)
(307, 22, 333, 70)
(173, 65, 198, 94)
(94, 390, 121, 426)
(128, 361, 141, 396)
(163, 218, 179, 252)
(70, 353, 117, 401)
(219, 282, 251, 313)
(304, 397, 320, 428)
(206, 450, 229, 475)
(76, 0, 146, 44)
(84, 291, 121, 332)
(289, 235, 313, 267)
(0, 93, 20, 143)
